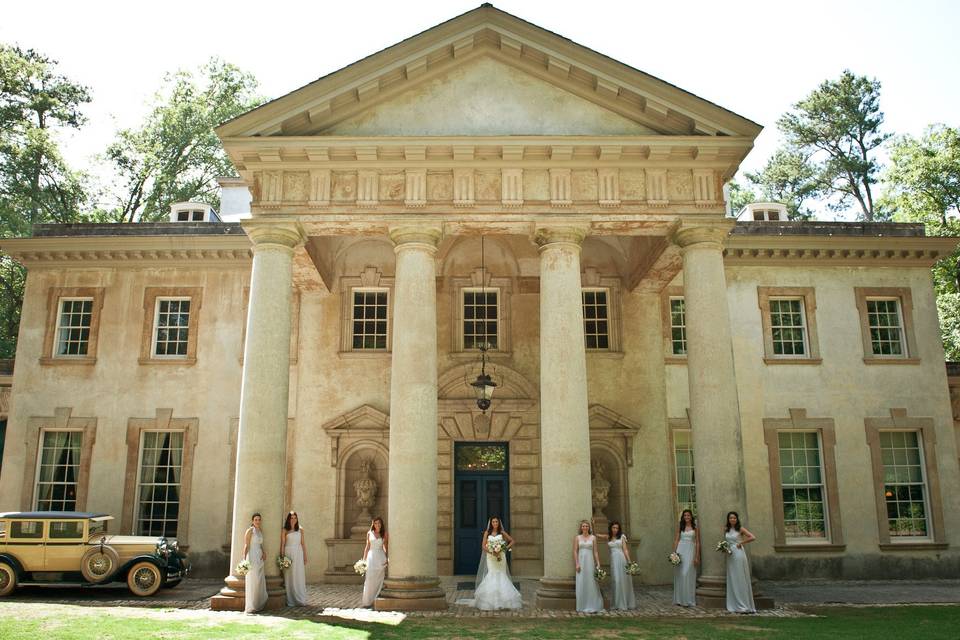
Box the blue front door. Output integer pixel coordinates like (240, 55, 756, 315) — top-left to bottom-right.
(453, 443, 509, 575)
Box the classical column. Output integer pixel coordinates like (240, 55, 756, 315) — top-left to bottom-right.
(211, 219, 304, 612)
(375, 224, 446, 611)
(534, 225, 594, 610)
(673, 222, 749, 609)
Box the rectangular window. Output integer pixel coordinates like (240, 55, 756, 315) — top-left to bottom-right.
(54, 298, 93, 357)
(866, 298, 905, 356)
(11, 521, 43, 539)
(35, 431, 82, 511)
(670, 297, 687, 356)
(351, 289, 388, 350)
(153, 297, 191, 357)
(880, 431, 930, 538)
(49, 521, 85, 539)
(582, 289, 610, 350)
(463, 289, 498, 350)
(778, 431, 827, 539)
(673, 430, 696, 516)
(769, 298, 808, 357)
(135, 431, 184, 538)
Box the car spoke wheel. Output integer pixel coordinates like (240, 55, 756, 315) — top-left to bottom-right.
(127, 561, 163, 597)
(0, 562, 16, 596)
(80, 546, 119, 583)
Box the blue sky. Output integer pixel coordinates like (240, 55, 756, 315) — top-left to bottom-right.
(3, 0, 958, 216)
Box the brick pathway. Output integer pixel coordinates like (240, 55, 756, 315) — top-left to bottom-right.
(5, 577, 959, 620)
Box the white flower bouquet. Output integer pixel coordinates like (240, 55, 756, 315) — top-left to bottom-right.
(487, 538, 507, 561)
(594, 567, 608, 582)
(626, 561, 641, 575)
(668, 552, 682, 566)
(715, 540, 732, 554)
(277, 555, 292, 570)
(235, 559, 251, 576)
(353, 559, 367, 576)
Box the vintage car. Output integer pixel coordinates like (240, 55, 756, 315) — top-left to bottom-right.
(0, 511, 189, 597)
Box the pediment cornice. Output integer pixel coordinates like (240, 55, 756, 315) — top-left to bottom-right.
(0, 235, 252, 267)
(724, 234, 958, 267)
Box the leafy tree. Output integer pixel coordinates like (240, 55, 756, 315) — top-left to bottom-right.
(0, 45, 92, 357)
(101, 59, 262, 222)
(776, 70, 891, 221)
(746, 147, 822, 220)
(725, 179, 756, 216)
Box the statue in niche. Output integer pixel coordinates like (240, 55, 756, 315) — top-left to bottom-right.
(350, 457, 379, 539)
(591, 459, 611, 519)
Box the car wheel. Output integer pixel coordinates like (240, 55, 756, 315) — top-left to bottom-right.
(127, 561, 163, 597)
(80, 545, 120, 583)
(0, 561, 16, 596)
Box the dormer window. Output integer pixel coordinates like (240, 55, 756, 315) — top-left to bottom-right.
(169, 202, 220, 223)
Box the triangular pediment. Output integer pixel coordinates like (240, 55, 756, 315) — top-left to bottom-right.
(218, 5, 761, 140)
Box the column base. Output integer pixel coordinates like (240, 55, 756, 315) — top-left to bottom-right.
(535, 576, 577, 610)
(695, 575, 775, 610)
(374, 576, 447, 611)
(210, 575, 286, 612)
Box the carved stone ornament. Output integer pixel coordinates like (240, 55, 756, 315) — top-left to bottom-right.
(351, 458, 379, 538)
(591, 459, 611, 518)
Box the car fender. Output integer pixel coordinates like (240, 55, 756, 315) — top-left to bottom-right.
(117, 554, 165, 578)
(0, 553, 25, 579)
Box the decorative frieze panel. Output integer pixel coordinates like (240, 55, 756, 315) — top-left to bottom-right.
(646, 169, 668, 206)
(549, 168, 572, 206)
(668, 170, 693, 201)
(693, 169, 717, 206)
(598, 168, 620, 207)
(501, 168, 523, 207)
(309, 168, 331, 206)
(453, 168, 475, 206)
(404, 169, 427, 207)
(357, 170, 379, 207)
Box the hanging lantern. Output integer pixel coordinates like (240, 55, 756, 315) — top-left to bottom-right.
(471, 344, 498, 412)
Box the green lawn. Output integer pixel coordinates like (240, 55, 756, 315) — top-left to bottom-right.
(0, 603, 958, 639)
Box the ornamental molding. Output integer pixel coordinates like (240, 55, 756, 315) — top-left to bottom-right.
(0, 235, 252, 266)
(724, 235, 958, 267)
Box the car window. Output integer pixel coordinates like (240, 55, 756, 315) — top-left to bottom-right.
(88, 521, 106, 537)
(0, 521, 6, 539)
(49, 521, 84, 540)
(10, 520, 43, 539)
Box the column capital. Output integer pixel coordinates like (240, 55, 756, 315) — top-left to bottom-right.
(672, 221, 734, 250)
(241, 218, 307, 249)
(533, 224, 590, 250)
(388, 224, 442, 252)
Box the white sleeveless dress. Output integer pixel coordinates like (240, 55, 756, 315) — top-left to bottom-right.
(361, 531, 387, 607)
(283, 529, 308, 606)
(244, 527, 268, 613)
(673, 528, 697, 606)
(470, 534, 522, 610)
(725, 529, 756, 613)
(607, 536, 636, 610)
(575, 535, 604, 613)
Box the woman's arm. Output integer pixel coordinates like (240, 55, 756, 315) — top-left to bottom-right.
(383, 533, 389, 562)
(361, 535, 371, 562)
(673, 530, 680, 551)
(481, 531, 489, 554)
(242, 527, 251, 560)
(739, 527, 756, 547)
(694, 528, 701, 566)
(300, 528, 307, 564)
(281, 529, 287, 551)
(574, 536, 581, 572)
(622, 536, 632, 564)
(502, 531, 515, 549)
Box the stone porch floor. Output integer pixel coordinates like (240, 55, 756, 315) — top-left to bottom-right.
(5, 577, 959, 618)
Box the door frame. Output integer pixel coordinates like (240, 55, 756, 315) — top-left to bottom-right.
(453, 441, 510, 575)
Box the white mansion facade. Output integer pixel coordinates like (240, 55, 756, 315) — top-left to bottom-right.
(1, 5, 959, 610)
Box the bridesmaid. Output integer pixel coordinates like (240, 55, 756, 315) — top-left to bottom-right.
(573, 520, 604, 613)
(360, 516, 388, 607)
(281, 511, 308, 606)
(605, 521, 636, 610)
(673, 509, 700, 607)
(242, 512, 267, 613)
(724, 511, 756, 613)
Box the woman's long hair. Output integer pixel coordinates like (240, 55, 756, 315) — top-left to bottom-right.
(608, 520, 623, 539)
(725, 511, 742, 532)
(486, 517, 503, 535)
(678, 509, 696, 534)
(370, 516, 386, 537)
(284, 511, 300, 531)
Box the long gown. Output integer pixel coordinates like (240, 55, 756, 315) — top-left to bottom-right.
(244, 527, 268, 613)
(673, 528, 697, 606)
(725, 529, 756, 613)
(575, 535, 604, 613)
(466, 534, 523, 610)
(283, 529, 308, 606)
(607, 536, 636, 610)
(360, 531, 387, 607)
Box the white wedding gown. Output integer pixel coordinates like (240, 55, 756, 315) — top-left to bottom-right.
(456, 534, 523, 610)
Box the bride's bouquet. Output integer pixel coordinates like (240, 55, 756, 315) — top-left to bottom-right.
(715, 540, 732, 554)
(594, 567, 608, 583)
(277, 555, 292, 570)
(626, 561, 641, 575)
(668, 552, 682, 566)
(487, 538, 507, 561)
(353, 559, 367, 576)
(235, 559, 251, 576)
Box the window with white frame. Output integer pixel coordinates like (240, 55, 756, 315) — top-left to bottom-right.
(880, 431, 930, 538)
(35, 430, 82, 511)
(673, 430, 696, 516)
(778, 431, 827, 539)
(153, 297, 191, 357)
(866, 298, 906, 356)
(351, 289, 389, 350)
(670, 297, 687, 356)
(54, 298, 94, 357)
(135, 431, 184, 537)
(582, 289, 610, 350)
(769, 298, 808, 357)
(462, 288, 498, 350)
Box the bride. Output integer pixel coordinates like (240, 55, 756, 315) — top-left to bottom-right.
(456, 517, 523, 610)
